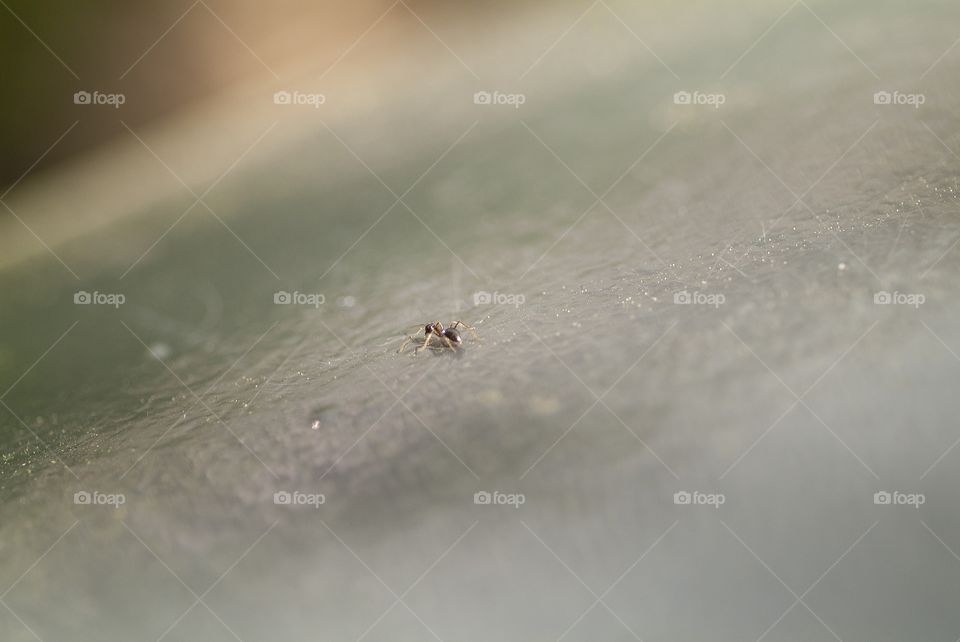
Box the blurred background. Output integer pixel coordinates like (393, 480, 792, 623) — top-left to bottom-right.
(3, 1, 960, 640)
(1, 0, 475, 183)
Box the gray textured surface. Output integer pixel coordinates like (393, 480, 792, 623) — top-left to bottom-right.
(2, 1, 960, 640)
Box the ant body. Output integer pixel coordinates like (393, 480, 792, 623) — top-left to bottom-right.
(398, 321, 478, 354)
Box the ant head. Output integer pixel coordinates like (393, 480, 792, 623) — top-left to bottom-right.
(425, 322, 441, 335)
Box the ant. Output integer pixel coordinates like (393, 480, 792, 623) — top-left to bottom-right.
(398, 320, 479, 354)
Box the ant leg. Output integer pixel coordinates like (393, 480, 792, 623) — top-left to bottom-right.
(451, 321, 480, 341)
(414, 332, 435, 354)
(398, 323, 429, 354)
(440, 335, 458, 352)
(397, 334, 417, 354)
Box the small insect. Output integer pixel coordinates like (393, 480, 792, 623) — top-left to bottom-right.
(398, 320, 479, 354)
